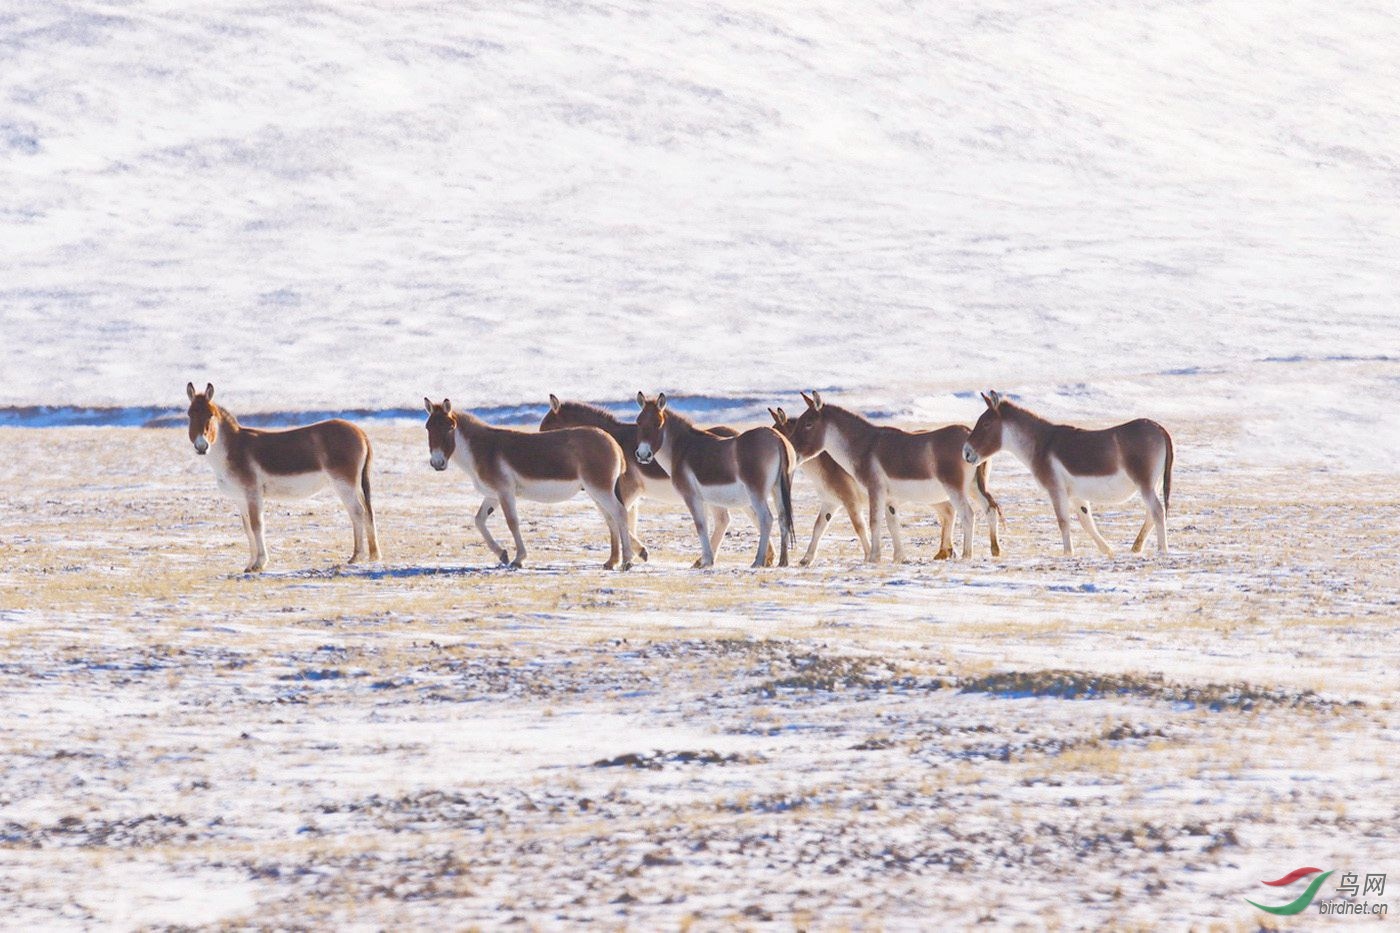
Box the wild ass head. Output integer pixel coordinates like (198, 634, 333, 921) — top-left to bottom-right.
(634, 392, 668, 465)
(963, 391, 1007, 465)
(424, 398, 458, 471)
(186, 382, 218, 455)
(786, 391, 830, 460)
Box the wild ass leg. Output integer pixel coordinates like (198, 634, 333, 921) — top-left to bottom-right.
(951, 491, 976, 560)
(620, 474, 648, 562)
(332, 479, 369, 564)
(679, 482, 715, 569)
(707, 507, 730, 562)
(844, 494, 872, 561)
(1075, 502, 1114, 556)
(1142, 486, 1168, 554)
(865, 481, 888, 564)
(602, 511, 622, 570)
(626, 505, 648, 562)
(497, 490, 528, 568)
(586, 483, 633, 571)
(243, 494, 268, 573)
(474, 498, 510, 565)
(1049, 488, 1075, 556)
(932, 501, 955, 560)
(748, 490, 775, 569)
(800, 499, 837, 567)
(742, 507, 776, 566)
(886, 503, 909, 564)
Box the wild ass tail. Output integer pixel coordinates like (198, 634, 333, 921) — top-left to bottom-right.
(974, 460, 1004, 529)
(1162, 430, 1174, 515)
(777, 441, 797, 548)
(360, 445, 375, 523)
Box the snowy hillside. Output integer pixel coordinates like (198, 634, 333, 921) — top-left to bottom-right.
(3, 1, 1398, 464)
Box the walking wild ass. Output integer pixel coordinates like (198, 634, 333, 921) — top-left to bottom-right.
(539, 395, 743, 562)
(768, 407, 873, 565)
(962, 391, 1173, 555)
(185, 382, 379, 572)
(425, 398, 633, 570)
(635, 393, 796, 568)
(785, 392, 1001, 562)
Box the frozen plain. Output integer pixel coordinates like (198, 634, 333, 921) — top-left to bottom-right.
(3, 0, 1400, 929)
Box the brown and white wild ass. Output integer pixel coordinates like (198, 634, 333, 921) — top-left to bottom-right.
(768, 407, 873, 565)
(635, 393, 796, 568)
(785, 392, 1001, 562)
(185, 382, 379, 572)
(539, 395, 745, 562)
(962, 391, 1173, 555)
(426, 399, 633, 570)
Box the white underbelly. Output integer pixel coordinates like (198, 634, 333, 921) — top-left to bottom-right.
(639, 474, 685, 504)
(260, 471, 331, 500)
(515, 478, 585, 503)
(884, 477, 949, 504)
(1056, 464, 1139, 506)
(695, 479, 752, 509)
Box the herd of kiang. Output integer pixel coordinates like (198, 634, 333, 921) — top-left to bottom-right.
(185, 382, 1174, 574)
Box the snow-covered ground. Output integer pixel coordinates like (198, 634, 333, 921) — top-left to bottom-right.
(4, 1, 1399, 464)
(1, 424, 1398, 928)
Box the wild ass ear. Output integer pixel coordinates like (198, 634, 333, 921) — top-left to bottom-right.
(442, 398, 452, 414)
(204, 383, 214, 401)
(656, 393, 667, 411)
(800, 391, 815, 409)
(981, 391, 1000, 410)
(987, 390, 1003, 409)
(636, 391, 647, 408)
(810, 390, 823, 409)
(768, 407, 785, 425)
(424, 397, 434, 414)
(776, 407, 787, 421)
(548, 393, 562, 413)
(186, 382, 196, 401)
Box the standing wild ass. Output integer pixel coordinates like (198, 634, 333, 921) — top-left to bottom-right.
(425, 398, 633, 570)
(539, 395, 744, 562)
(768, 407, 874, 565)
(185, 382, 379, 572)
(962, 391, 1173, 555)
(785, 392, 1001, 562)
(635, 393, 796, 568)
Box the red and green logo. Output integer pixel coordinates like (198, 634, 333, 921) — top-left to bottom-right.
(1247, 867, 1334, 915)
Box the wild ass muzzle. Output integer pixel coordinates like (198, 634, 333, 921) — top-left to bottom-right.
(634, 392, 796, 568)
(539, 394, 748, 563)
(962, 391, 1174, 556)
(426, 398, 633, 570)
(184, 382, 379, 572)
(769, 407, 873, 565)
(785, 391, 1002, 562)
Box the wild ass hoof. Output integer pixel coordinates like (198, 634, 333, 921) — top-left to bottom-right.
(244, 561, 265, 574)
(636, 546, 649, 562)
(616, 560, 632, 572)
(499, 549, 511, 565)
(778, 556, 789, 568)
(798, 557, 812, 567)
(691, 558, 713, 569)
(509, 559, 524, 570)
(933, 548, 952, 560)
(990, 544, 1003, 558)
